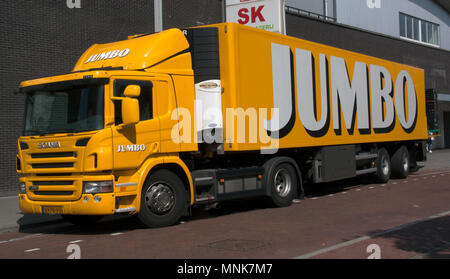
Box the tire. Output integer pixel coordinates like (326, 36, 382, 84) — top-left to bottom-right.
(391, 146, 410, 179)
(374, 148, 391, 183)
(61, 215, 103, 227)
(137, 169, 187, 228)
(267, 163, 297, 207)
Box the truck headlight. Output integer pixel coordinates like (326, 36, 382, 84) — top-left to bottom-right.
(19, 182, 26, 194)
(83, 181, 113, 194)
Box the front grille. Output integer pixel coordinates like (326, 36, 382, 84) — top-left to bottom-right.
(33, 191, 73, 196)
(32, 163, 74, 169)
(35, 173, 72, 176)
(32, 180, 74, 186)
(31, 152, 75, 159)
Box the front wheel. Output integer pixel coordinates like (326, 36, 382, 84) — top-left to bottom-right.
(137, 169, 187, 228)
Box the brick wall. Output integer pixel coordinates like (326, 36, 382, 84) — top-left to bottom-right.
(0, 0, 222, 196)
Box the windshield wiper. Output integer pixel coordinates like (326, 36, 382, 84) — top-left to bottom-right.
(23, 129, 47, 136)
(46, 128, 76, 135)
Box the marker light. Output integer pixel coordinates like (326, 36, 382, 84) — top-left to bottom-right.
(199, 82, 219, 89)
(19, 182, 26, 194)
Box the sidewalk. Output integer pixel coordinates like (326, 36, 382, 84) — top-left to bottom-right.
(0, 196, 61, 232)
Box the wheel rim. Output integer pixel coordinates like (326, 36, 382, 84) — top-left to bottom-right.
(382, 157, 390, 176)
(145, 182, 175, 215)
(274, 169, 292, 197)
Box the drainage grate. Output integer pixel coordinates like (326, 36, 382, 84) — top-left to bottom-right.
(205, 239, 266, 252)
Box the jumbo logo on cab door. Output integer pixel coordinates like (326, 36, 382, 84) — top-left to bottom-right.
(116, 144, 146, 152)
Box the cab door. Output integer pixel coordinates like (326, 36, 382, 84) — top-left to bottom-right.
(110, 77, 161, 170)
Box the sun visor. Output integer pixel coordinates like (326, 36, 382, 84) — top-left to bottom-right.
(73, 28, 190, 72)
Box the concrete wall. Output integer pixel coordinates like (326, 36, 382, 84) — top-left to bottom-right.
(336, 0, 450, 50)
(285, 0, 336, 18)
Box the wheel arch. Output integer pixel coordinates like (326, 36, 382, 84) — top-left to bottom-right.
(136, 156, 194, 213)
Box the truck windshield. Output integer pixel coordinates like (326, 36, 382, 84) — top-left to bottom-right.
(23, 84, 104, 136)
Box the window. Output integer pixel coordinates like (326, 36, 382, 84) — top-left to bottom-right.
(24, 83, 104, 136)
(113, 80, 153, 125)
(399, 13, 440, 47)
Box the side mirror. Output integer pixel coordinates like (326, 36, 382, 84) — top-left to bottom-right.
(123, 85, 141, 98)
(121, 85, 140, 125)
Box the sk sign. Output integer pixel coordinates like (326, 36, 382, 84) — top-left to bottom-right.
(226, 0, 285, 34)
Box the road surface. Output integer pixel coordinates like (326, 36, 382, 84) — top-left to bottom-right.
(0, 151, 449, 259)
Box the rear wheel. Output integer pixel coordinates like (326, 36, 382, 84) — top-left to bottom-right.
(374, 148, 391, 183)
(391, 146, 410, 179)
(267, 163, 297, 207)
(137, 169, 187, 228)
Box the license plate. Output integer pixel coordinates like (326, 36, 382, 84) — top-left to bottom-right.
(42, 206, 63, 215)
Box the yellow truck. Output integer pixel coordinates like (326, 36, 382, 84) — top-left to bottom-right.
(16, 23, 427, 227)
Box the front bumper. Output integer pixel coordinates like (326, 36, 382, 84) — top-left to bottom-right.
(18, 192, 116, 215)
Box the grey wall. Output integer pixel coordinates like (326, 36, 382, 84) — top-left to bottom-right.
(336, 0, 450, 50)
(285, 0, 336, 18)
(0, 0, 222, 196)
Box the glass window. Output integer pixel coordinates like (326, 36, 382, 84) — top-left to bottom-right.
(406, 16, 413, 38)
(421, 21, 427, 43)
(113, 80, 153, 125)
(399, 14, 406, 37)
(412, 18, 419, 41)
(24, 84, 104, 136)
(432, 24, 439, 45)
(399, 13, 439, 47)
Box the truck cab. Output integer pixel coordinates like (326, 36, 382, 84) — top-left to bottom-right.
(17, 28, 200, 227)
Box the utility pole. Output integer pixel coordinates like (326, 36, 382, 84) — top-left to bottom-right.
(154, 0, 163, 32)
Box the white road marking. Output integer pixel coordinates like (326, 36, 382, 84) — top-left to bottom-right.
(403, 181, 408, 183)
(110, 232, 123, 236)
(69, 240, 83, 244)
(368, 186, 375, 189)
(294, 210, 450, 259)
(4, 234, 43, 243)
(24, 248, 40, 253)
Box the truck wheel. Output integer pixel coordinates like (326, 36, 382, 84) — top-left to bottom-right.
(391, 146, 410, 179)
(138, 169, 187, 228)
(268, 163, 297, 207)
(61, 215, 103, 227)
(374, 148, 391, 183)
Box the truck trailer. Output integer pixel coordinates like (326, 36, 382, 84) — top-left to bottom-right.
(16, 23, 427, 227)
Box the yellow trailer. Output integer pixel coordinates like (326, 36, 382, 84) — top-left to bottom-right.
(16, 23, 427, 227)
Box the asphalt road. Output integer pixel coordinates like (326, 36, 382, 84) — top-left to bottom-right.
(0, 153, 449, 259)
